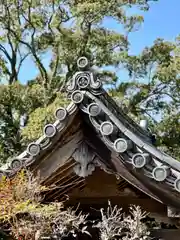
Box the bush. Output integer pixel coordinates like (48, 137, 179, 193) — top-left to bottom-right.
(94, 201, 151, 240)
(0, 170, 89, 240)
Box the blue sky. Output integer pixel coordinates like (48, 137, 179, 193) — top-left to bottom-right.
(18, 0, 180, 83)
(127, 0, 180, 54)
(103, 0, 180, 55)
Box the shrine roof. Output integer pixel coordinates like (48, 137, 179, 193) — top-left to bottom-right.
(1, 57, 180, 211)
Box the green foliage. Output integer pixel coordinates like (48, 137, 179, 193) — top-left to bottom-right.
(22, 94, 70, 142)
(0, 82, 47, 164)
(154, 112, 180, 160)
(111, 37, 180, 159)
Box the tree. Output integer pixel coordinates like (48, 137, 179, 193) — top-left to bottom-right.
(111, 37, 180, 159)
(0, 0, 158, 164)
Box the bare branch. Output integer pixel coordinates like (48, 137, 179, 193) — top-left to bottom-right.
(0, 44, 12, 63)
(17, 49, 30, 75)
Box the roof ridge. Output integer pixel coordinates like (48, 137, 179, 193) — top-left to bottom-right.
(1, 56, 180, 196)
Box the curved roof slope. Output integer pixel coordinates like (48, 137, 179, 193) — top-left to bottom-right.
(0, 57, 180, 209)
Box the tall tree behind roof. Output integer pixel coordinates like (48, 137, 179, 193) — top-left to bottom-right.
(110, 37, 180, 159)
(3, 0, 177, 164)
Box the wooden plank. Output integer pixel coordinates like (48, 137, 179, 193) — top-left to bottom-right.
(43, 160, 76, 186)
(51, 180, 85, 201)
(34, 130, 83, 182)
